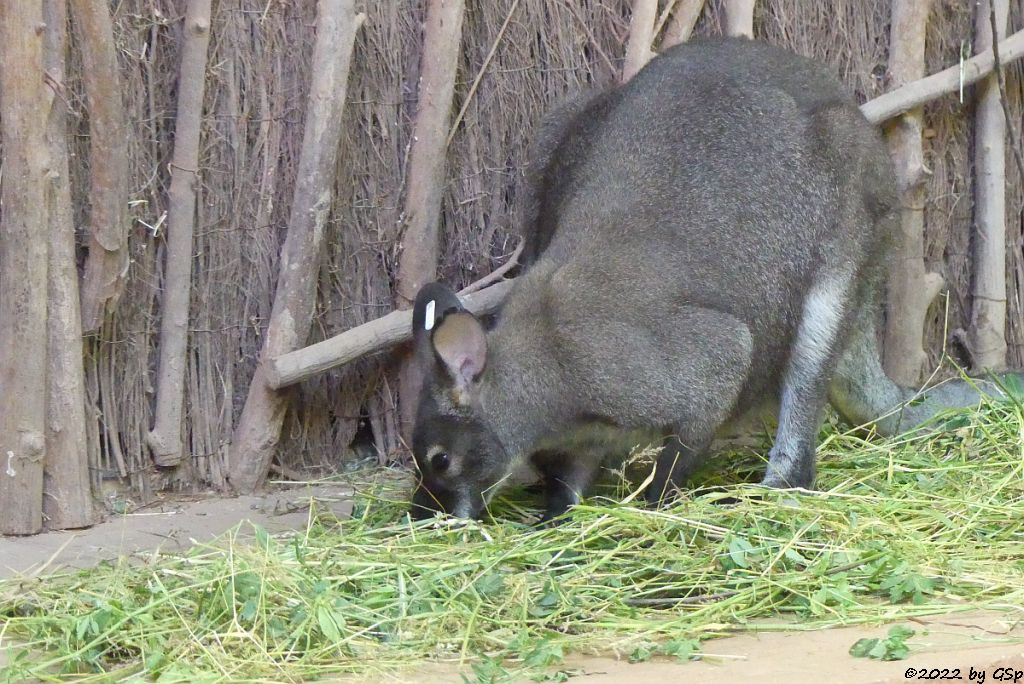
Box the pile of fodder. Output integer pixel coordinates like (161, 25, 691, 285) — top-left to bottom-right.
(3, 399, 1024, 682)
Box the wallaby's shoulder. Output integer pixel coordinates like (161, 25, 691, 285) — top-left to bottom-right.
(492, 254, 605, 373)
(499, 256, 573, 333)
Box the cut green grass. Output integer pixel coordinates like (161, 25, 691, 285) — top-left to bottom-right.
(2, 399, 1024, 682)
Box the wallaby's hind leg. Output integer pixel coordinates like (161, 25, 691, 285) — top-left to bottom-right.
(642, 308, 753, 506)
(830, 306, 1024, 436)
(764, 271, 853, 489)
(829, 300, 909, 436)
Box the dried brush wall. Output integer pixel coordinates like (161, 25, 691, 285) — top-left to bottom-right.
(41, 0, 1024, 497)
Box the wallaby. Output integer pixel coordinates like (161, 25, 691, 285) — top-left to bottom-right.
(408, 38, 1020, 522)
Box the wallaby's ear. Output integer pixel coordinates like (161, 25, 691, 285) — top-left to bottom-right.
(412, 282, 464, 350)
(431, 312, 487, 403)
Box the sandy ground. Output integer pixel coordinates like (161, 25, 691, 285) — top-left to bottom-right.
(356, 613, 1024, 684)
(563, 618, 1024, 684)
(2, 484, 1023, 683)
(0, 483, 355, 579)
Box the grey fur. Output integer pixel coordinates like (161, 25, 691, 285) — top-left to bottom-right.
(407, 38, 1020, 522)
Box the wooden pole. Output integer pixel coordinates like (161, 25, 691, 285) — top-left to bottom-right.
(622, 0, 658, 82)
(661, 0, 704, 49)
(966, 0, 1009, 372)
(724, 0, 755, 38)
(71, 0, 129, 333)
(0, 0, 50, 535)
(43, 0, 97, 530)
(227, 0, 363, 493)
(392, 0, 466, 437)
(145, 0, 213, 467)
(881, 0, 944, 386)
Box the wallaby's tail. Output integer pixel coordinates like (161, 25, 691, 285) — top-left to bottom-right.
(829, 312, 1022, 436)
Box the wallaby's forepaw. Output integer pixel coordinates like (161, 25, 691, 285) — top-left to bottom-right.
(642, 490, 668, 510)
(643, 480, 684, 509)
(536, 509, 571, 528)
(760, 470, 815, 490)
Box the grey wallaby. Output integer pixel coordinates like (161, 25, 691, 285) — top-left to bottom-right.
(408, 37, 1020, 522)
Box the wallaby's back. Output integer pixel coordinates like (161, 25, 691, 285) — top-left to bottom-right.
(505, 37, 897, 411)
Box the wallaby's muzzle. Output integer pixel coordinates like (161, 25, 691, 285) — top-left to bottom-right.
(409, 479, 486, 520)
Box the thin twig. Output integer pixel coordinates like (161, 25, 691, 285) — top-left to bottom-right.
(458, 240, 523, 295)
(445, 0, 521, 148)
(652, 0, 678, 40)
(561, 0, 618, 75)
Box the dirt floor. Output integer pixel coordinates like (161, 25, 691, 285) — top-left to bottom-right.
(371, 613, 1024, 684)
(1, 483, 1023, 683)
(0, 483, 355, 580)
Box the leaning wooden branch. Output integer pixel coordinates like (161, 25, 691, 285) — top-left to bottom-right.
(266, 280, 514, 390)
(269, 243, 520, 388)
(146, 0, 214, 468)
(861, 27, 1024, 124)
(264, 28, 1024, 390)
(227, 0, 363, 494)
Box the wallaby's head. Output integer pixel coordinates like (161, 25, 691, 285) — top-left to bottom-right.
(408, 283, 510, 520)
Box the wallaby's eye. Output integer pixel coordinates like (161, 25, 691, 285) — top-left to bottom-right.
(431, 452, 450, 472)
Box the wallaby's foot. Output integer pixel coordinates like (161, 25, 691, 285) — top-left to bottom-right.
(760, 445, 816, 489)
(644, 472, 690, 508)
(538, 489, 577, 525)
(643, 484, 677, 508)
(536, 508, 571, 528)
(539, 478, 576, 526)
(644, 464, 671, 506)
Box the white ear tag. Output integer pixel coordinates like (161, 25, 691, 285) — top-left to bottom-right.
(424, 300, 436, 330)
